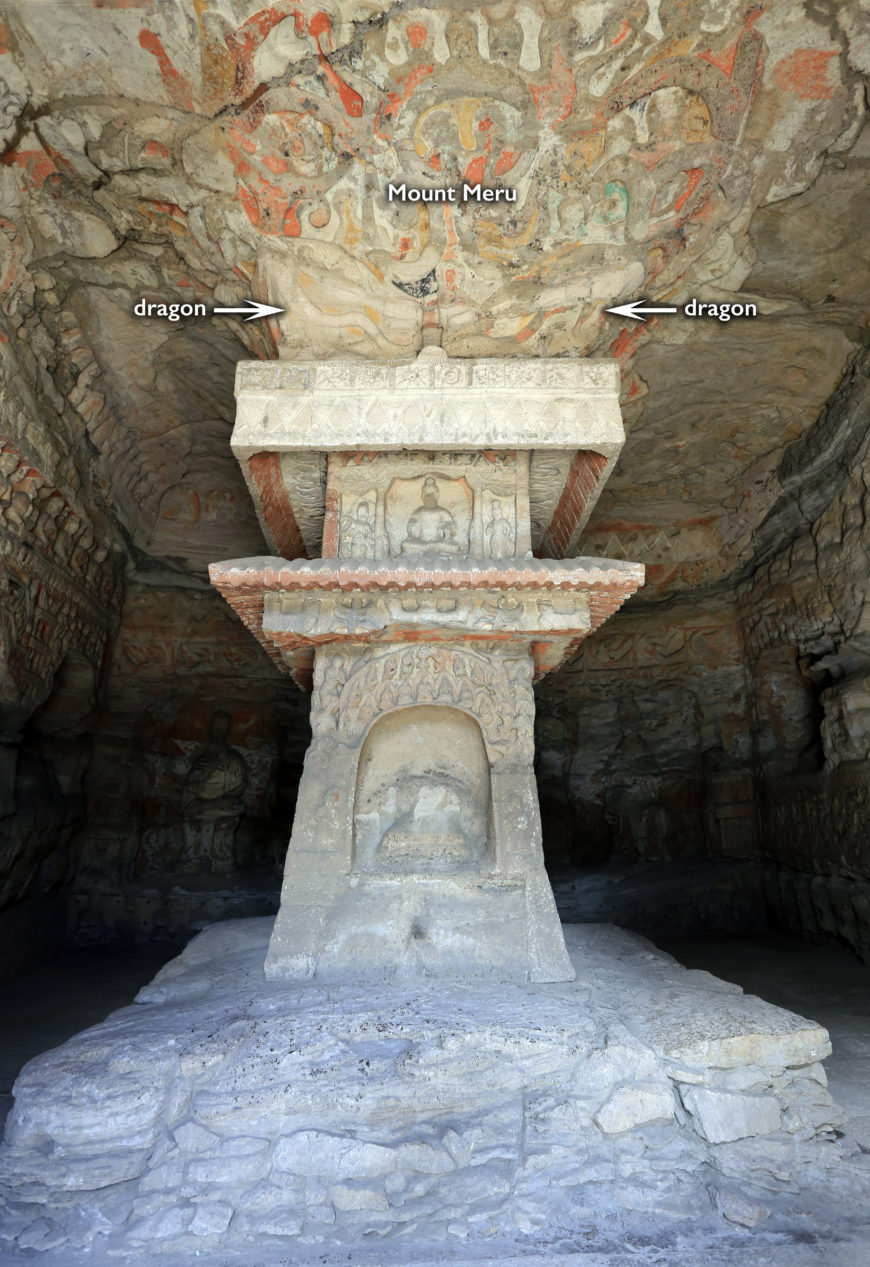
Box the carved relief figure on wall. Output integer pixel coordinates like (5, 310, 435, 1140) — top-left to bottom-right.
(401, 476, 461, 555)
(341, 498, 375, 557)
(179, 710, 248, 876)
(485, 500, 514, 557)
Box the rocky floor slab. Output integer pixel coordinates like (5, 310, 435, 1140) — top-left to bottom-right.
(0, 919, 868, 1260)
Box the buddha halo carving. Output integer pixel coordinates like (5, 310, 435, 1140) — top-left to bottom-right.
(312, 644, 535, 765)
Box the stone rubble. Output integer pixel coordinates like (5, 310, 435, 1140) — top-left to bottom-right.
(1, 918, 866, 1257)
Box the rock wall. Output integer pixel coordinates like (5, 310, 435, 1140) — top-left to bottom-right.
(0, 275, 123, 973)
(745, 351, 870, 960)
(69, 582, 311, 949)
(539, 352, 870, 955)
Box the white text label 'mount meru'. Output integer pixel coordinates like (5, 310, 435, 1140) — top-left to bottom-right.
(387, 183, 517, 204)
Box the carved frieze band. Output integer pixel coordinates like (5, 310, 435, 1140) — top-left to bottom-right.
(264, 587, 590, 639)
(234, 394, 623, 456)
(236, 357, 620, 396)
(209, 557, 643, 688)
(232, 353, 623, 459)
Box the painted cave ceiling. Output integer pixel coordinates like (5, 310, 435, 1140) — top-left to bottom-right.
(1, 0, 869, 602)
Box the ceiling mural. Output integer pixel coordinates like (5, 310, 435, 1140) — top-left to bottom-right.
(0, 0, 868, 590)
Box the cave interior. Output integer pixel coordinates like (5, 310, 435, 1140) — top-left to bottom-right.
(0, 1, 869, 1000)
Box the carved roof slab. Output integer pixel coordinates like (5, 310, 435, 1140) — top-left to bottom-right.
(231, 350, 625, 559)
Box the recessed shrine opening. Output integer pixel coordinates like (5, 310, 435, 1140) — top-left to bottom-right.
(353, 706, 493, 875)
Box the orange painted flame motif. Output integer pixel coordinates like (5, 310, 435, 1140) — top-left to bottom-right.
(309, 11, 363, 117)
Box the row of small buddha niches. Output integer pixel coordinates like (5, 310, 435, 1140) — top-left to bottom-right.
(1, 0, 870, 1259)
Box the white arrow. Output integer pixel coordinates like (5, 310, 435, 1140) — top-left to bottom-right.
(606, 300, 678, 321)
(212, 300, 285, 322)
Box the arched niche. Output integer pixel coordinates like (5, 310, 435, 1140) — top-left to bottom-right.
(352, 706, 493, 874)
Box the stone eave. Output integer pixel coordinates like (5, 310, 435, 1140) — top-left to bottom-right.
(209, 554, 645, 689)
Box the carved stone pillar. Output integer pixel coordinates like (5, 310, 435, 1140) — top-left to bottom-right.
(211, 348, 643, 982)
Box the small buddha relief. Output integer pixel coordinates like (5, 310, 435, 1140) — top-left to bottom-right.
(385, 474, 472, 558)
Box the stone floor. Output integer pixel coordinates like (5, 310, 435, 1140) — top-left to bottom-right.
(0, 926, 868, 1266)
(0, 948, 173, 1134)
(657, 930, 870, 1156)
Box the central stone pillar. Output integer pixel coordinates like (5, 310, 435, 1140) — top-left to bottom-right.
(211, 348, 643, 983)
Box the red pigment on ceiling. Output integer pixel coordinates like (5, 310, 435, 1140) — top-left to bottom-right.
(464, 154, 487, 184)
(700, 37, 741, 77)
(146, 201, 187, 224)
(772, 48, 838, 100)
(234, 131, 258, 155)
(138, 29, 194, 112)
(247, 173, 300, 233)
(530, 46, 575, 125)
(380, 63, 434, 124)
(406, 21, 427, 49)
(309, 10, 363, 116)
(224, 6, 291, 98)
(609, 322, 650, 361)
(236, 185, 260, 226)
(308, 10, 332, 44)
(673, 167, 704, 214)
(1, 149, 58, 188)
(142, 140, 169, 159)
(494, 148, 520, 177)
(612, 20, 632, 47)
(262, 153, 289, 174)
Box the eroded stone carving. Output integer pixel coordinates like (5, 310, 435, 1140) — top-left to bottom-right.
(484, 496, 515, 557)
(327, 448, 527, 559)
(213, 348, 643, 983)
(353, 707, 492, 874)
(179, 711, 248, 876)
(340, 496, 376, 557)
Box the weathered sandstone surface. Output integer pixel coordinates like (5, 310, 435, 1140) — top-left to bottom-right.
(1, 918, 865, 1257)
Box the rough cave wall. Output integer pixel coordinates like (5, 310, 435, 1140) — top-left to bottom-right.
(69, 583, 310, 949)
(0, 275, 124, 977)
(538, 353, 870, 954)
(1, 1, 869, 964)
(743, 352, 870, 960)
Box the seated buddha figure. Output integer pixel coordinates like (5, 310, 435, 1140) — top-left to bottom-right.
(400, 476, 461, 555)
